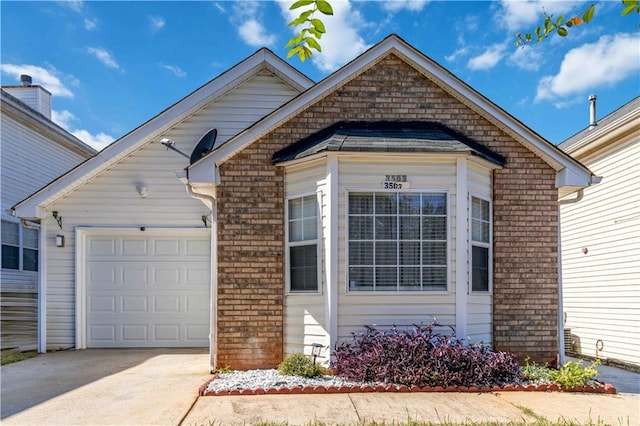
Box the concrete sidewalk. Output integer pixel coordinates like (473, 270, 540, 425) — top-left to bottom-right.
(183, 391, 640, 425)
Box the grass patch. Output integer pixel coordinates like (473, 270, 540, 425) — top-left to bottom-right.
(1, 349, 37, 366)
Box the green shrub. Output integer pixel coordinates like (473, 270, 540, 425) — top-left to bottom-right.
(278, 353, 325, 378)
(550, 359, 600, 387)
(519, 357, 553, 383)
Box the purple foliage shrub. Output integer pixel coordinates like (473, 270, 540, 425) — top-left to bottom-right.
(331, 323, 520, 387)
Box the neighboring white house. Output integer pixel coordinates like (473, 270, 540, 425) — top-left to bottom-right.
(13, 36, 596, 371)
(1, 78, 96, 349)
(559, 96, 640, 371)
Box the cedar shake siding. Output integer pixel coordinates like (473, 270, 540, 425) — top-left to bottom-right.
(215, 54, 558, 369)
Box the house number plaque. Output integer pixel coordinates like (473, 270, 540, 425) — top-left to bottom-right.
(382, 174, 410, 189)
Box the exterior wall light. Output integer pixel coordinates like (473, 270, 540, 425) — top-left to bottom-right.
(310, 343, 323, 365)
(55, 234, 65, 247)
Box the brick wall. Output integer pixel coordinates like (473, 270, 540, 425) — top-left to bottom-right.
(215, 54, 558, 369)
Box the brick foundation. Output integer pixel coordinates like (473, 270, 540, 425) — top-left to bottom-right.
(215, 54, 559, 369)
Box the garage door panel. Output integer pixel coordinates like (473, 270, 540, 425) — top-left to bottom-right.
(86, 232, 210, 348)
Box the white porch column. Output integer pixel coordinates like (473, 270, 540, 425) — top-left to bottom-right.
(455, 157, 468, 339)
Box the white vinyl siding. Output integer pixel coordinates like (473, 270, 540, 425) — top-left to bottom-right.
(561, 136, 640, 367)
(42, 70, 301, 350)
(283, 160, 329, 359)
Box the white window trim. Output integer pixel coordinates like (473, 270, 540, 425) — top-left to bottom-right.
(1, 217, 39, 272)
(285, 193, 322, 294)
(469, 194, 493, 294)
(344, 188, 451, 295)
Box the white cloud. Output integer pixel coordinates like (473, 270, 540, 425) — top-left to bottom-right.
(0, 64, 74, 98)
(231, 1, 277, 48)
(382, 0, 429, 13)
(148, 15, 166, 33)
(536, 33, 640, 103)
(467, 43, 508, 71)
(71, 129, 114, 151)
(58, 0, 83, 13)
(160, 64, 187, 78)
(86, 47, 120, 69)
(238, 19, 276, 47)
(84, 17, 97, 30)
(445, 47, 470, 63)
(508, 45, 543, 71)
(495, 0, 584, 33)
(214, 3, 226, 14)
(52, 109, 114, 151)
(278, 0, 370, 73)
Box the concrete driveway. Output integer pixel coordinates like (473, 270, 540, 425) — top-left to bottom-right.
(1, 348, 211, 425)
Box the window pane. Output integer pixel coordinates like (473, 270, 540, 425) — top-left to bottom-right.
(2, 245, 19, 269)
(289, 198, 303, 219)
(1, 221, 19, 245)
(302, 197, 316, 217)
(399, 241, 420, 265)
(302, 217, 317, 240)
(400, 216, 420, 239)
(290, 245, 317, 291)
(422, 267, 447, 290)
(23, 248, 38, 271)
(375, 193, 396, 214)
(349, 193, 373, 214)
(472, 219, 489, 243)
(289, 220, 303, 242)
(423, 242, 446, 266)
(472, 246, 489, 292)
(375, 241, 397, 265)
(422, 217, 446, 240)
(472, 197, 489, 221)
(349, 267, 373, 291)
(422, 194, 446, 215)
(399, 193, 421, 215)
(399, 267, 421, 291)
(375, 216, 396, 239)
(375, 267, 397, 290)
(349, 216, 373, 240)
(23, 227, 39, 248)
(350, 241, 373, 265)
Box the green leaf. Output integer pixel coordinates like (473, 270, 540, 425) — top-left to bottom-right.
(558, 27, 568, 36)
(302, 45, 313, 57)
(555, 16, 563, 26)
(287, 45, 303, 59)
(307, 27, 322, 38)
(289, 0, 315, 11)
(566, 20, 573, 27)
(316, 0, 334, 15)
(311, 18, 326, 33)
(582, 4, 595, 23)
(305, 36, 322, 52)
(535, 26, 542, 37)
(526, 33, 532, 42)
(298, 49, 307, 62)
(622, 3, 637, 16)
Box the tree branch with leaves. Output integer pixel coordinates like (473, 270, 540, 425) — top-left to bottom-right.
(515, 1, 639, 47)
(285, 0, 333, 62)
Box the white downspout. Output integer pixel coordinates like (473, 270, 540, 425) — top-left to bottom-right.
(37, 219, 47, 353)
(184, 183, 217, 373)
(557, 188, 584, 365)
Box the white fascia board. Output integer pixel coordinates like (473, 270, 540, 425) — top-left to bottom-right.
(13, 49, 309, 219)
(190, 35, 592, 190)
(561, 107, 639, 159)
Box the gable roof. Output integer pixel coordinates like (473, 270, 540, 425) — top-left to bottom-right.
(12, 48, 314, 219)
(1, 89, 96, 157)
(272, 121, 506, 166)
(560, 96, 639, 158)
(188, 34, 595, 197)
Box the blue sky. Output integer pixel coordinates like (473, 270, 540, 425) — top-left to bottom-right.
(2, 1, 638, 151)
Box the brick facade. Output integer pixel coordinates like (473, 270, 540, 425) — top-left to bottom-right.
(215, 54, 558, 369)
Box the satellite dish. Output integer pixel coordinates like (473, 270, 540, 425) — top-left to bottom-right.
(190, 128, 217, 164)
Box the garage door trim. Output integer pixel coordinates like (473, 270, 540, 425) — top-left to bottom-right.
(75, 227, 211, 349)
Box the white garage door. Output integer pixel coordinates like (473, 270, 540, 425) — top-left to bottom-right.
(85, 230, 210, 347)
